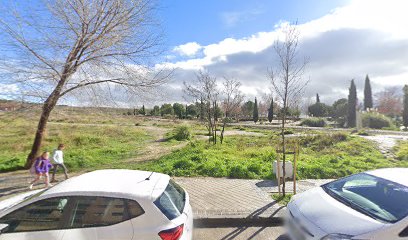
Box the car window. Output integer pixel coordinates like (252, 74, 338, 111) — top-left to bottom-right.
(126, 199, 145, 219)
(323, 173, 408, 223)
(154, 180, 186, 220)
(0, 197, 69, 233)
(68, 196, 144, 228)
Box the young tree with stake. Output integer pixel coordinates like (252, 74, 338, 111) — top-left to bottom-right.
(268, 24, 309, 196)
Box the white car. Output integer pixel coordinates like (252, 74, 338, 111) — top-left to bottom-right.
(0, 169, 193, 240)
(286, 168, 408, 240)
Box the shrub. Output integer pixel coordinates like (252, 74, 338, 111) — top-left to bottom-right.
(301, 118, 326, 127)
(396, 142, 408, 161)
(361, 112, 393, 129)
(248, 163, 262, 174)
(173, 125, 191, 141)
(197, 160, 227, 177)
(357, 130, 370, 136)
(283, 129, 294, 135)
(173, 159, 194, 169)
(229, 165, 251, 178)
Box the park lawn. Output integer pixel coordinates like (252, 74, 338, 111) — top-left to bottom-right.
(132, 133, 408, 179)
(0, 113, 152, 172)
(395, 140, 408, 161)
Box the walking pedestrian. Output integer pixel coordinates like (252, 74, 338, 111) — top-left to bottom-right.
(51, 143, 69, 182)
(29, 151, 53, 189)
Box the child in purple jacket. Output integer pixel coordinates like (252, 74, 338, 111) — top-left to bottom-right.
(29, 151, 53, 189)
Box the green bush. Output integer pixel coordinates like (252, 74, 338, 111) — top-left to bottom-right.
(356, 130, 370, 136)
(396, 142, 408, 161)
(173, 125, 191, 141)
(362, 112, 393, 129)
(174, 159, 194, 169)
(229, 165, 251, 178)
(301, 118, 326, 127)
(197, 160, 227, 177)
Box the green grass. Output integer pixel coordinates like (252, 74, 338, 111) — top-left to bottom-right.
(272, 193, 293, 206)
(132, 136, 277, 179)
(395, 141, 408, 161)
(0, 113, 151, 172)
(131, 133, 408, 179)
(2, 109, 407, 180)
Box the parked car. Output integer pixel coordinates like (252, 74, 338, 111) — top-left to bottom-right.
(0, 169, 193, 240)
(286, 168, 408, 240)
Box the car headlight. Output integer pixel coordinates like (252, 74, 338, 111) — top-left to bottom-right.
(321, 233, 354, 240)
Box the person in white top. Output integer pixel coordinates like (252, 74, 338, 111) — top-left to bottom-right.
(51, 143, 69, 182)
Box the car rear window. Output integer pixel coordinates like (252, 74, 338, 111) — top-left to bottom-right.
(154, 180, 186, 220)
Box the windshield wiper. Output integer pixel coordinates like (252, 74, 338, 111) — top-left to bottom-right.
(324, 188, 385, 223)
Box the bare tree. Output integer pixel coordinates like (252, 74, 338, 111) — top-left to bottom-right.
(268, 24, 309, 196)
(0, 0, 169, 167)
(375, 87, 403, 118)
(184, 70, 219, 144)
(220, 77, 244, 144)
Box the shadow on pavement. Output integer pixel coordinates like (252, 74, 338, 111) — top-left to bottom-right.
(196, 201, 286, 240)
(255, 180, 277, 188)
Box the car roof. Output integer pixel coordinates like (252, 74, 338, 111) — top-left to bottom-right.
(366, 168, 408, 186)
(41, 169, 170, 201)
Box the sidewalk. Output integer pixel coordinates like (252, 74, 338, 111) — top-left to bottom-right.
(175, 177, 333, 224)
(0, 171, 332, 224)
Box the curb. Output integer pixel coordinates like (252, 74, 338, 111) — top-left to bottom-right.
(193, 216, 284, 228)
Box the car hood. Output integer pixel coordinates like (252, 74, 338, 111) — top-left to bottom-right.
(0, 190, 43, 214)
(292, 187, 386, 236)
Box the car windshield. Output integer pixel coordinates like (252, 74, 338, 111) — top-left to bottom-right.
(322, 173, 408, 223)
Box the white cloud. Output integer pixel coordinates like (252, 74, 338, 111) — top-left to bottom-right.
(173, 42, 202, 57)
(220, 8, 264, 28)
(0, 83, 19, 98)
(160, 0, 408, 103)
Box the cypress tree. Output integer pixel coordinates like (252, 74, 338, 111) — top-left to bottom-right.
(268, 99, 274, 123)
(347, 80, 357, 128)
(253, 97, 259, 123)
(316, 93, 320, 103)
(364, 75, 373, 110)
(403, 85, 408, 128)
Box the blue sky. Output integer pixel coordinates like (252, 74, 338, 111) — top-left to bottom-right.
(160, 0, 349, 47)
(1, 0, 408, 107)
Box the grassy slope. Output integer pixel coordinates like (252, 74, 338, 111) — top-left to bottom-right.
(133, 133, 408, 179)
(1, 108, 407, 179)
(0, 111, 151, 172)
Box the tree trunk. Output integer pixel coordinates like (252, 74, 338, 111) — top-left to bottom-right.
(220, 122, 226, 144)
(213, 102, 217, 144)
(25, 96, 58, 168)
(25, 72, 69, 168)
(281, 112, 286, 196)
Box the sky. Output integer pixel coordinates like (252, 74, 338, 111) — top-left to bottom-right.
(153, 0, 408, 107)
(1, 0, 408, 107)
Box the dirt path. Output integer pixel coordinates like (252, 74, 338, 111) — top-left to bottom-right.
(120, 126, 188, 164)
(361, 135, 408, 159)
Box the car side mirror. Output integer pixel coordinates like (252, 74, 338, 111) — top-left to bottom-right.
(0, 223, 9, 234)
